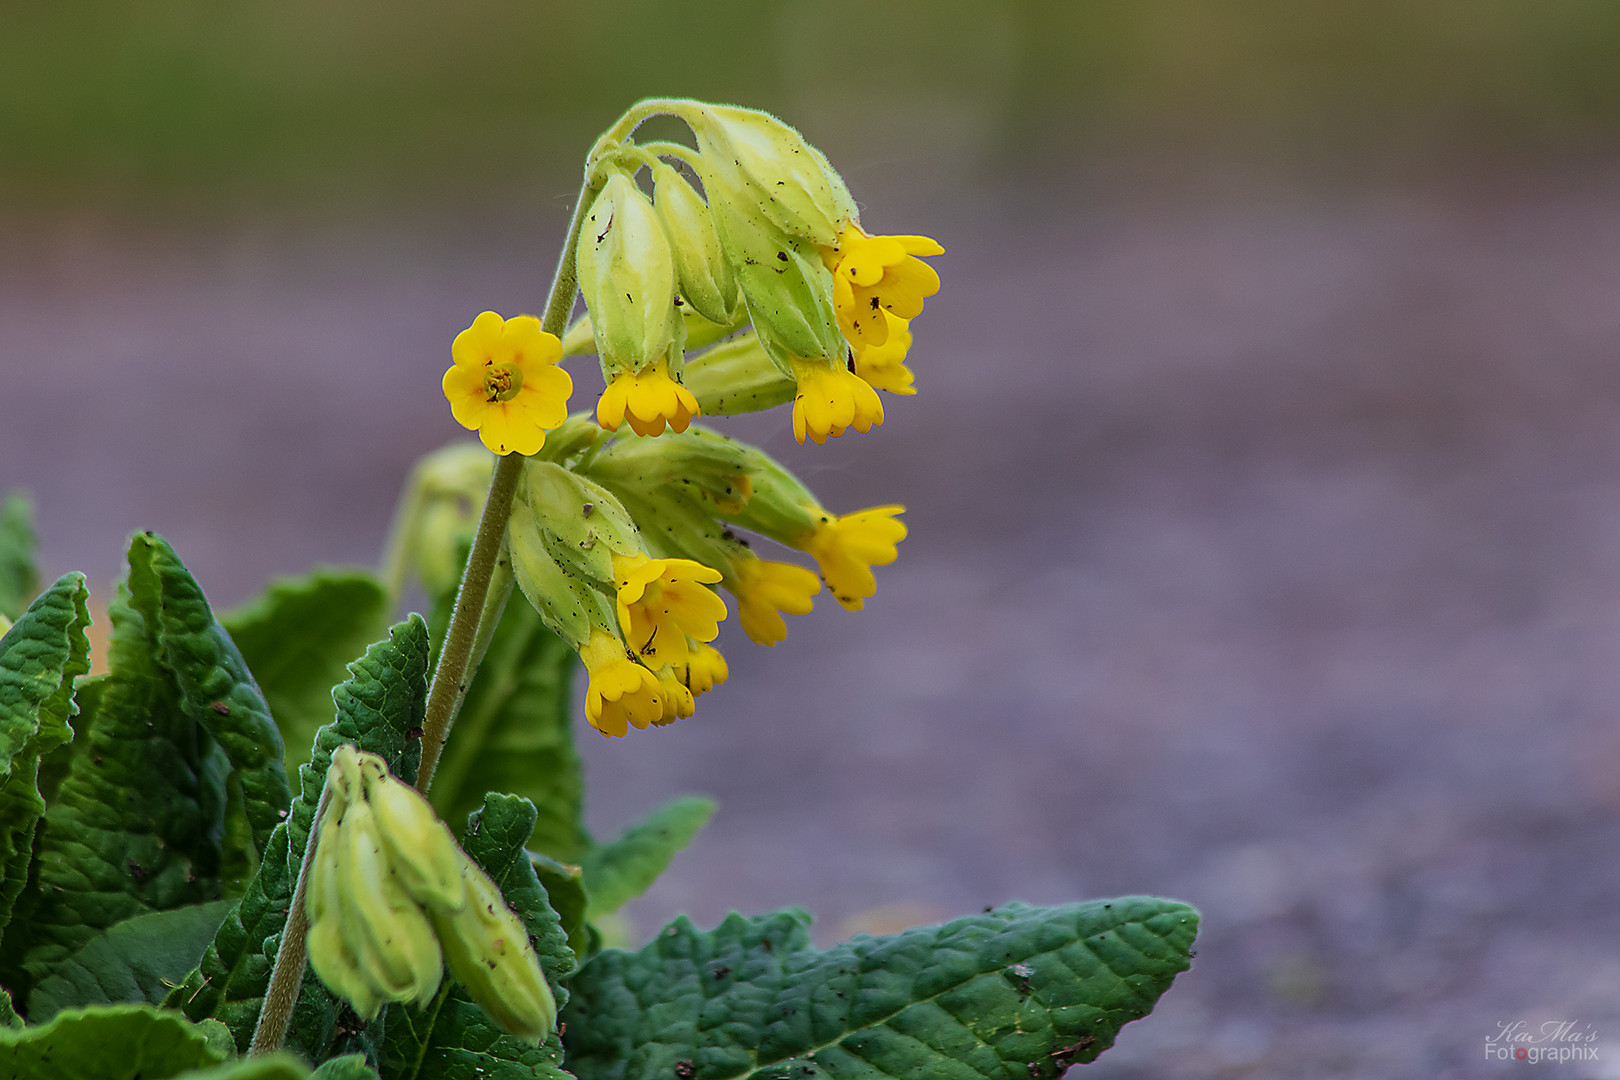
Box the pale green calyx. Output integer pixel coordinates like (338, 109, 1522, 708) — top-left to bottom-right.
(684, 103, 857, 248)
(576, 171, 683, 380)
(652, 162, 738, 325)
(681, 333, 797, 416)
(708, 200, 846, 370)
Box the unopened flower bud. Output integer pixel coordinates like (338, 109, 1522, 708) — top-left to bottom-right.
(431, 859, 558, 1043)
(707, 203, 845, 369)
(652, 162, 738, 326)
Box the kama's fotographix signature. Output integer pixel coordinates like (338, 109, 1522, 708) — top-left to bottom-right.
(1485, 1020, 1600, 1064)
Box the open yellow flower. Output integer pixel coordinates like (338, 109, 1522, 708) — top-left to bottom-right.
(789, 360, 884, 445)
(853, 313, 916, 396)
(825, 224, 942, 351)
(611, 553, 727, 668)
(442, 312, 573, 456)
(802, 505, 907, 611)
(596, 359, 701, 437)
(730, 556, 821, 645)
(579, 632, 665, 738)
(680, 642, 729, 696)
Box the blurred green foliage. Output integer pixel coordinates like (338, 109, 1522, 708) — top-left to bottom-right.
(3, 0, 1619, 208)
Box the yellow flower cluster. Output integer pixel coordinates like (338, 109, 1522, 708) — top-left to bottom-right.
(427, 101, 928, 739)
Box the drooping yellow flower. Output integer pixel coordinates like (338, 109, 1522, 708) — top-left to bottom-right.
(579, 631, 665, 738)
(611, 553, 727, 668)
(789, 360, 884, 446)
(654, 666, 696, 725)
(852, 313, 916, 396)
(825, 224, 942, 351)
(680, 642, 729, 696)
(730, 556, 821, 645)
(596, 359, 701, 438)
(442, 312, 573, 456)
(803, 505, 907, 611)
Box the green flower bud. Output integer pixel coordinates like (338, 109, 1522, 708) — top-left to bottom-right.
(713, 445, 822, 543)
(506, 461, 636, 648)
(652, 162, 738, 326)
(576, 172, 683, 381)
(337, 800, 445, 1009)
(397, 442, 493, 598)
(585, 426, 757, 516)
(432, 858, 558, 1043)
(709, 200, 845, 369)
(685, 104, 856, 248)
(682, 333, 796, 416)
(358, 756, 467, 915)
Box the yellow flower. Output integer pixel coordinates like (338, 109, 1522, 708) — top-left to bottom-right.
(680, 642, 729, 696)
(803, 506, 907, 611)
(596, 359, 701, 438)
(825, 224, 942, 351)
(852, 313, 916, 396)
(789, 360, 884, 446)
(442, 312, 573, 456)
(730, 556, 821, 646)
(579, 631, 665, 738)
(654, 666, 696, 725)
(611, 553, 727, 668)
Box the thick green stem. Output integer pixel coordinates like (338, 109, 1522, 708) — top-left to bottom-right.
(247, 784, 334, 1057)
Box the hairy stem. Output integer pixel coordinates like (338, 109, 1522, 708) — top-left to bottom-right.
(415, 167, 604, 794)
(247, 784, 334, 1057)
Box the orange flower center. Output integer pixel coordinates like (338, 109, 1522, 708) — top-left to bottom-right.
(483, 363, 523, 402)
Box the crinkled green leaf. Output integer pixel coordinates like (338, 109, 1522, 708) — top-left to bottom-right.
(0, 987, 20, 1029)
(28, 900, 234, 1020)
(532, 853, 591, 961)
(429, 600, 586, 861)
(0, 495, 39, 622)
(0, 1002, 229, 1079)
(380, 793, 576, 1080)
(563, 897, 1199, 1080)
(0, 573, 90, 946)
(582, 796, 715, 918)
(222, 570, 389, 780)
(173, 616, 430, 1057)
(2, 536, 289, 1006)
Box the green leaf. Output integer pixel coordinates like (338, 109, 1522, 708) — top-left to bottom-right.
(582, 795, 715, 918)
(175, 616, 431, 1057)
(309, 1054, 382, 1080)
(0, 987, 20, 1029)
(222, 571, 389, 780)
(28, 900, 234, 1020)
(428, 600, 586, 863)
(175, 1055, 313, 1080)
(0, 573, 90, 946)
(2, 536, 290, 1006)
(562, 897, 1200, 1080)
(379, 793, 576, 1080)
(532, 854, 591, 961)
(0, 495, 39, 622)
(0, 1003, 230, 1079)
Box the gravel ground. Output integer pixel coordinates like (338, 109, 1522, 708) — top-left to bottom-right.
(5, 163, 1620, 1078)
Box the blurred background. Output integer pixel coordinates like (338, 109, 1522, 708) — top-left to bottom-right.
(6, 2, 1620, 1076)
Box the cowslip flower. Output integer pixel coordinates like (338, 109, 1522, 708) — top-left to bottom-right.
(730, 556, 821, 645)
(442, 312, 573, 456)
(680, 642, 729, 696)
(596, 359, 701, 438)
(853, 314, 917, 396)
(803, 506, 907, 611)
(824, 224, 942, 351)
(611, 553, 727, 668)
(655, 666, 696, 725)
(789, 360, 884, 446)
(579, 631, 665, 738)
